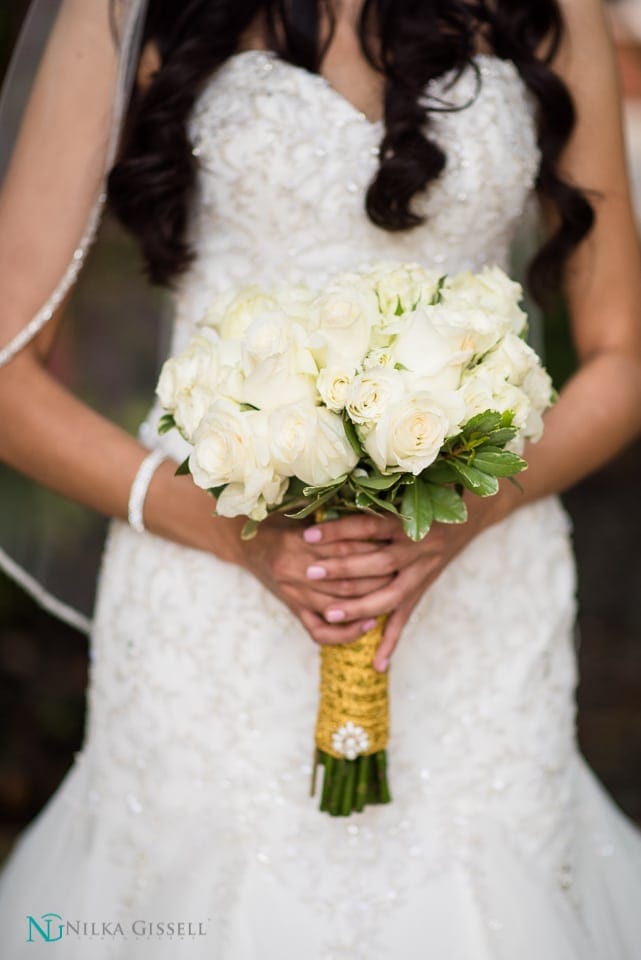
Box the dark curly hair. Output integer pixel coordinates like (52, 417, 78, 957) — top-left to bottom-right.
(107, 0, 594, 304)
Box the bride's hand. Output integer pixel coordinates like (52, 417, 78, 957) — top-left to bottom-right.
(300, 494, 512, 671)
(225, 513, 396, 646)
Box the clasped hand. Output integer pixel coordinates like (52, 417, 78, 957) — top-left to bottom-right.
(236, 502, 495, 672)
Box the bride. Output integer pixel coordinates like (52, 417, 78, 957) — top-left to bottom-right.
(1, 0, 641, 956)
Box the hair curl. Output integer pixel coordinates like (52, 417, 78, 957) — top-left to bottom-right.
(107, 0, 594, 303)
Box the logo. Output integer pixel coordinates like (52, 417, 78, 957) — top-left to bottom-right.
(26, 914, 64, 943)
(26, 913, 210, 943)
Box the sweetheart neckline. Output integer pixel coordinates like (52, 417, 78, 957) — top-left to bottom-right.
(219, 48, 521, 129)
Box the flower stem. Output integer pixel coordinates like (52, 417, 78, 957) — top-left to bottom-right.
(313, 749, 392, 815)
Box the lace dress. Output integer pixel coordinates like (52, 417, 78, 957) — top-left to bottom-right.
(1, 50, 640, 959)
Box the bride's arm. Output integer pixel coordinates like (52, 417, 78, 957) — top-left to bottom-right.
(0, 2, 383, 643)
(303, 0, 641, 669)
(0, 1, 228, 557)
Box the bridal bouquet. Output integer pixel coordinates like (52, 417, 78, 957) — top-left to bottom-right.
(156, 262, 554, 816)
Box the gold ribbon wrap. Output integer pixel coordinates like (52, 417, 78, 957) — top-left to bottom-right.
(315, 614, 390, 758)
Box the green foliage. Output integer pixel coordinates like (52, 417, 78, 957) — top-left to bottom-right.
(240, 519, 260, 540)
(157, 413, 176, 435)
(428, 484, 468, 524)
(401, 478, 434, 541)
(342, 411, 365, 459)
(429, 276, 447, 305)
(449, 460, 499, 497)
(471, 447, 527, 477)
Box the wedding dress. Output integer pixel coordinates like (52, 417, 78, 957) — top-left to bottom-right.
(1, 49, 641, 959)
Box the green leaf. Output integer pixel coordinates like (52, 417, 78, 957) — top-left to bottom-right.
(240, 519, 260, 540)
(461, 409, 504, 439)
(175, 457, 191, 476)
(429, 275, 446, 305)
(239, 402, 260, 412)
(158, 413, 176, 435)
(284, 486, 339, 520)
(354, 489, 401, 516)
(427, 484, 468, 524)
(401, 477, 434, 541)
(342, 411, 365, 460)
(423, 460, 458, 484)
(485, 427, 518, 447)
(208, 484, 227, 499)
(302, 476, 347, 498)
(286, 477, 308, 498)
(352, 471, 400, 491)
(450, 460, 499, 497)
(472, 447, 527, 477)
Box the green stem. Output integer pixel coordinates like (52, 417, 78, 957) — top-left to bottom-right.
(320, 754, 334, 812)
(376, 750, 392, 803)
(341, 757, 357, 816)
(329, 759, 348, 816)
(314, 749, 392, 815)
(355, 754, 370, 812)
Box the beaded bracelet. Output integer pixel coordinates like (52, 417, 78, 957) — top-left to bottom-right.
(127, 449, 167, 534)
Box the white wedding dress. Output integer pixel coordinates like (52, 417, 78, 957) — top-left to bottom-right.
(1, 50, 641, 959)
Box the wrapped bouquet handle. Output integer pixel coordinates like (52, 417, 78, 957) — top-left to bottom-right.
(312, 614, 392, 815)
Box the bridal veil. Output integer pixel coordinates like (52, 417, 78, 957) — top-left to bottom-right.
(0, 0, 150, 631)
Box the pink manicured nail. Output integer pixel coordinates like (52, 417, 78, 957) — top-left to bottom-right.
(374, 657, 390, 673)
(304, 527, 322, 543)
(326, 609, 346, 623)
(362, 619, 378, 632)
(306, 565, 327, 580)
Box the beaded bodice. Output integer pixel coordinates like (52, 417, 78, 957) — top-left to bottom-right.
(172, 50, 540, 347)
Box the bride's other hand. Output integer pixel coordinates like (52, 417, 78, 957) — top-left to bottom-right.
(300, 496, 509, 671)
(222, 512, 395, 646)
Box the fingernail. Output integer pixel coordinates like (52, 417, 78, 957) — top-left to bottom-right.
(304, 527, 322, 543)
(306, 565, 326, 580)
(362, 618, 377, 632)
(374, 657, 390, 673)
(326, 609, 346, 623)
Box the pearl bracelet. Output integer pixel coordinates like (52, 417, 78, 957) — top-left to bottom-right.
(128, 449, 167, 534)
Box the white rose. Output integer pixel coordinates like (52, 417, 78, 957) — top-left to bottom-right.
(490, 381, 532, 433)
(270, 404, 358, 486)
(215, 473, 288, 521)
(241, 311, 316, 374)
(240, 349, 317, 411)
(458, 369, 498, 423)
(390, 307, 473, 383)
(346, 367, 405, 425)
(241, 310, 292, 370)
(189, 400, 261, 490)
(403, 377, 467, 434)
(372, 264, 441, 316)
(363, 393, 450, 475)
(300, 407, 359, 486)
(214, 287, 281, 340)
(522, 364, 554, 413)
(272, 283, 316, 320)
(459, 369, 545, 441)
(268, 402, 318, 475)
(480, 333, 541, 388)
(317, 363, 358, 412)
(156, 334, 221, 441)
(363, 348, 395, 370)
(309, 278, 380, 364)
(442, 265, 527, 335)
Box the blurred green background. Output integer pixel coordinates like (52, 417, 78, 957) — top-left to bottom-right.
(0, 1, 640, 865)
